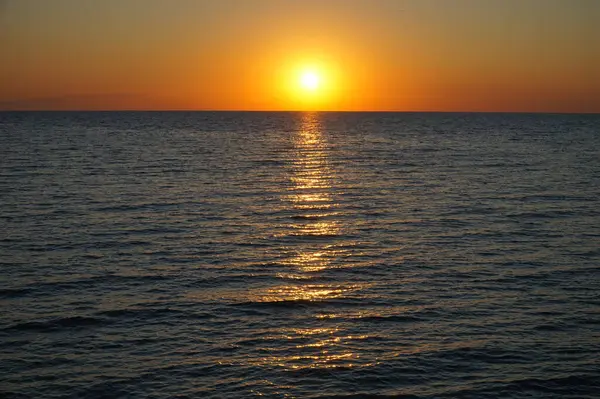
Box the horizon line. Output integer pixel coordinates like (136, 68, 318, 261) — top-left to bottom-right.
(1, 109, 598, 115)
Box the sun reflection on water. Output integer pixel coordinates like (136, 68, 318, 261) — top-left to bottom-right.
(284, 112, 341, 272)
(259, 283, 363, 303)
(247, 326, 379, 371)
(250, 113, 371, 373)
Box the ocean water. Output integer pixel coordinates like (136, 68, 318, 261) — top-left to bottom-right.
(1, 111, 599, 398)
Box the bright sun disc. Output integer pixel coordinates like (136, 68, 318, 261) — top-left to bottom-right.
(300, 71, 320, 91)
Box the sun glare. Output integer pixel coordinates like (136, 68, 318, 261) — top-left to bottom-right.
(300, 71, 320, 91)
(281, 61, 339, 110)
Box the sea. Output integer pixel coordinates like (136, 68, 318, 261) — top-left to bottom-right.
(1, 111, 599, 398)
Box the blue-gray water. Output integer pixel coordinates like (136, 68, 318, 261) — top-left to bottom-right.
(1, 111, 599, 398)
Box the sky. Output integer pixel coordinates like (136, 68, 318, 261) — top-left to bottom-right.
(1, 0, 599, 112)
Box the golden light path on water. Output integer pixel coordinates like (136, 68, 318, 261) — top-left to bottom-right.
(251, 113, 375, 373)
(269, 112, 344, 281)
(283, 112, 340, 272)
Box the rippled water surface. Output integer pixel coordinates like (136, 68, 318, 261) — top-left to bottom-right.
(1, 112, 599, 398)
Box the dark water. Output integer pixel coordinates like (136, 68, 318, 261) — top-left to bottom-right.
(1, 111, 599, 398)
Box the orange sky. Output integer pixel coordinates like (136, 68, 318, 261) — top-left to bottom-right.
(1, 0, 599, 112)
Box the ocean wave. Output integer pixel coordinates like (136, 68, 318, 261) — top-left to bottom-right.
(3, 316, 106, 333)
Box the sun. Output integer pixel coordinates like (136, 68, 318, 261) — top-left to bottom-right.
(299, 71, 320, 91)
(280, 62, 338, 110)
